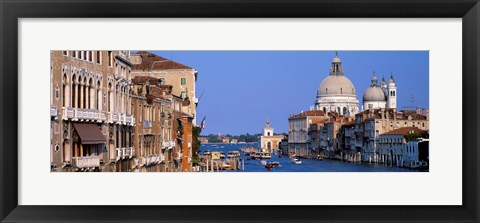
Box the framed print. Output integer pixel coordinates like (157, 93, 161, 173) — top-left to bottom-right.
(1, 0, 479, 222)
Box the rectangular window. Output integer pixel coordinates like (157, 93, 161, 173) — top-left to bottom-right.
(181, 78, 186, 85)
(181, 91, 187, 99)
(72, 51, 76, 58)
(62, 51, 68, 56)
(88, 51, 93, 62)
(96, 51, 101, 64)
(108, 51, 113, 67)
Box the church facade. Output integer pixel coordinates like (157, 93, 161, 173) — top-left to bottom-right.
(362, 72, 397, 110)
(260, 119, 285, 153)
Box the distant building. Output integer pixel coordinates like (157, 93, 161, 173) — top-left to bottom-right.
(230, 138, 238, 144)
(288, 110, 329, 157)
(260, 119, 286, 153)
(352, 108, 429, 163)
(222, 138, 230, 144)
(279, 138, 289, 155)
(404, 138, 429, 168)
(198, 137, 209, 144)
(377, 127, 428, 167)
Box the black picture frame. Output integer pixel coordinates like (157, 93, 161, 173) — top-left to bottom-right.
(1, 0, 478, 222)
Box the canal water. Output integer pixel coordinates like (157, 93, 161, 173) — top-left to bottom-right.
(200, 143, 421, 172)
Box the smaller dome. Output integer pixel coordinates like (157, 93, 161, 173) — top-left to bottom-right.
(363, 86, 387, 102)
(333, 56, 341, 63)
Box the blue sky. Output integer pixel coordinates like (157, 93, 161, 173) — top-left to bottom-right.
(152, 51, 429, 135)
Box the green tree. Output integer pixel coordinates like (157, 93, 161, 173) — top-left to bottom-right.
(192, 126, 202, 164)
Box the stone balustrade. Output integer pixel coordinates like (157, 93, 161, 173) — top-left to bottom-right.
(73, 156, 100, 168)
(50, 105, 58, 117)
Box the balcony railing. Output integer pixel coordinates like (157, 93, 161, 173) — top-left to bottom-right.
(51, 105, 58, 117)
(116, 148, 122, 161)
(62, 107, 75, 120)
(109, 112, 119, 123)
(143, 120, 153, 129)
(146, 155, 160, 166)
(163, 141, 176, 149)
(118, 113, 126, 125)
(138, 157, 147, 167)
(73, 156, 100, 168)
(100, 112, 107, 122)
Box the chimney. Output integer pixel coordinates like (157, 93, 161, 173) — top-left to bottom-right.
(416, 107, 420, 114)
(426, 109, 429, 121)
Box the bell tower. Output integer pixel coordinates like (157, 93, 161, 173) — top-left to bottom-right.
(387, 74, 397, 109)
(263, 119, 274, 136)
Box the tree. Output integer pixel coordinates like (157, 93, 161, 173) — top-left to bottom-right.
(192, 126, 202, 164)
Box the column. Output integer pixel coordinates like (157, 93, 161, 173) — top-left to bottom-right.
(98, 89, 102, 111)
(86, 85, 89, 109)
(80, 84, 84, 109)
(74, 84, 79, 108)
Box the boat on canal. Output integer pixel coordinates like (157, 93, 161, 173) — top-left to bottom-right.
(292, 158, 302, 164)
(227, 151, 241, 158)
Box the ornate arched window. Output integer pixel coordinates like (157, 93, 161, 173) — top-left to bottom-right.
(62, 75, 68, 106)
(97, 80, 101, 110)
(72, 74, 79, 108)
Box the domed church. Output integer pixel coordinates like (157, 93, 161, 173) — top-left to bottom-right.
(363, 72, 397, 110)
(314, 52, 359, 116)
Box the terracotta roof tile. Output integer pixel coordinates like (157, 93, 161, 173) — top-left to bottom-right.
(289, 110, 325, 119)
(132, 51, 192, 70)
(382, 127, 426, 136)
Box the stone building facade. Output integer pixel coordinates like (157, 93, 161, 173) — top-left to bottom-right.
(130, 51, 198, 125)
(50, 50, 134, 172)
(377, 127, 428, 167)
(51, 51, 196, 172)
(287, 110, 329, 157)
(343, 108, 429, 163)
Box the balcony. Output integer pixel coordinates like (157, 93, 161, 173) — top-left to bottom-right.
(118, 113, 126, 125)
(50, 105, 58, 118)
(143, 120, 153, 129)
(100, 112, 107, 122)
(63, 107, 107, 123)
(108, 112, 119, 123)
(122, 147, 134, 159)
(146, 155, 160, 166)
(73, 156, 100, 168)
(163, 141, 176, 149)
(62, 107, 75, 120)
(138, 156, 147, 167)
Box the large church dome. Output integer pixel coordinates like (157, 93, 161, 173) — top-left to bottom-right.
(317, 75, 356, 96)
(314, 52, 359, 116)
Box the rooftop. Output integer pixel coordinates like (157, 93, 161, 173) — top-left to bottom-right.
(289, 110, 325, 119)
(382, 127, 426, 136)
(132, 51, 192, 70)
